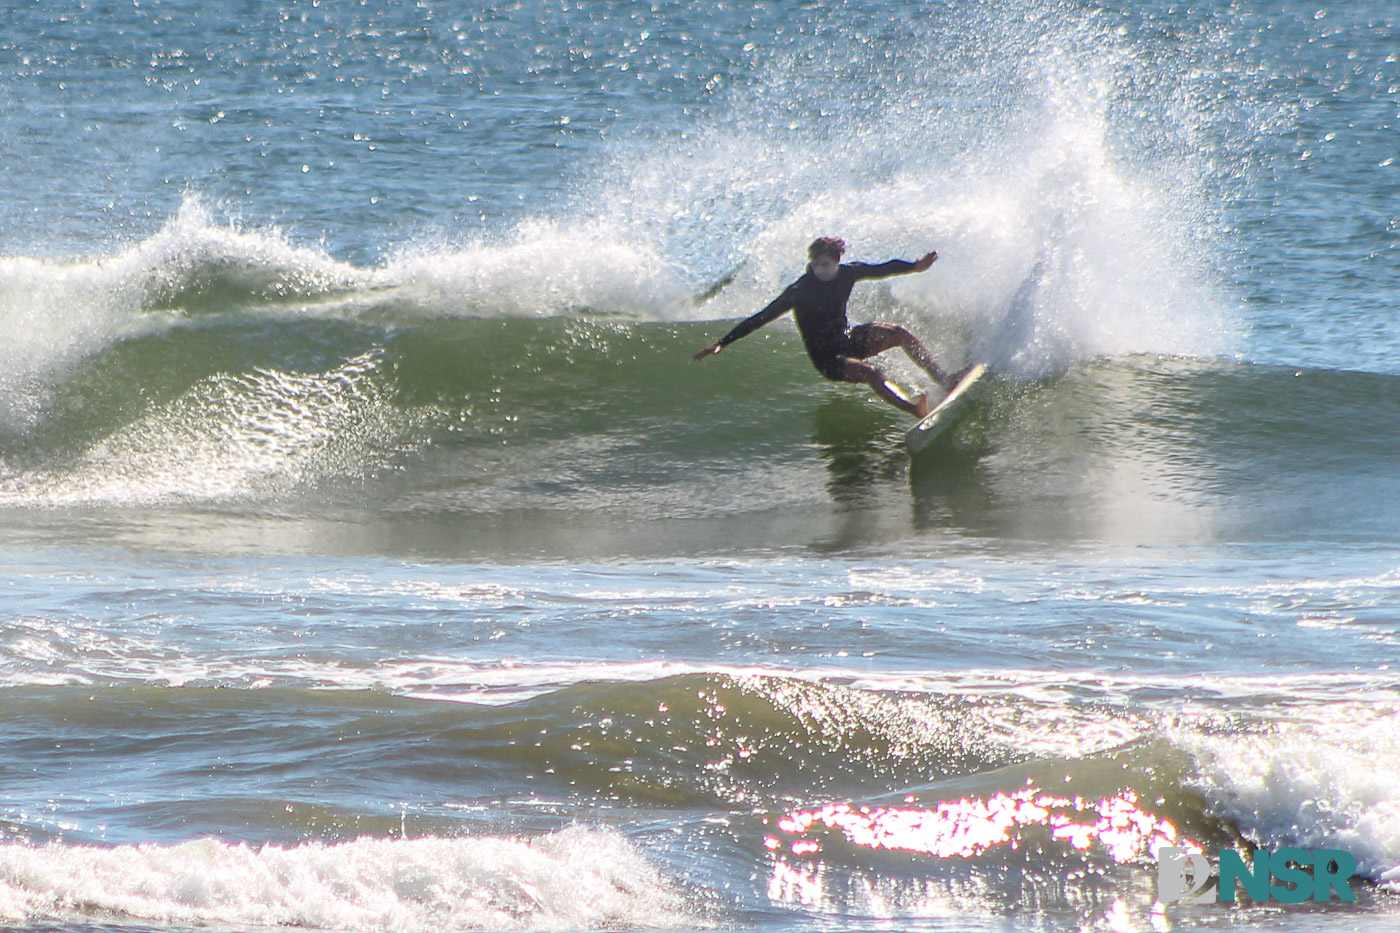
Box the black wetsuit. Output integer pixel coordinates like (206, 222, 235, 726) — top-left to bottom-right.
(716, 260, 916, 380)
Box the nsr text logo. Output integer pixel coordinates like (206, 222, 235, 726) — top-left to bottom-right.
(1158, 847, 1357, 904)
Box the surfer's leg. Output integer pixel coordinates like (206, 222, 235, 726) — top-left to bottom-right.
(856, 323, 954, 389)
(839, 358, 929, 417)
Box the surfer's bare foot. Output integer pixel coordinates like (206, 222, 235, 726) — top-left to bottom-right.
(941, 365, 975, 391)
(915, 393, 932, 418)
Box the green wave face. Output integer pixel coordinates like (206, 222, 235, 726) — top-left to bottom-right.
(3, 303, 1399, 557)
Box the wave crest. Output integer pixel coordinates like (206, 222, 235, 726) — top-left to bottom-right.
(0, 827, 702, 931)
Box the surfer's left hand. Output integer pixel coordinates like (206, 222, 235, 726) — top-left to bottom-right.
(913, 250, 939, 272)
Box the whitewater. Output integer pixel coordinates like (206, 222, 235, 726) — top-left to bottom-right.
(1, 1, 1398, 932)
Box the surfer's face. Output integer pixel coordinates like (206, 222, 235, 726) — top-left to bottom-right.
(810, 256, 840, 281)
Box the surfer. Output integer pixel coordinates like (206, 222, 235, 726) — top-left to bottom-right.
(692, 237, 960, 417)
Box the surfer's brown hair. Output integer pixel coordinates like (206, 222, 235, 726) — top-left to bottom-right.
(807, 237, 846, 262)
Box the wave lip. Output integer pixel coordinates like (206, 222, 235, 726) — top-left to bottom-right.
(0, 827, 704, 932)
(0, 200, 379, 432)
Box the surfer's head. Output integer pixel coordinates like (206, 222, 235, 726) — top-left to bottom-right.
(808, 236, 845, 282)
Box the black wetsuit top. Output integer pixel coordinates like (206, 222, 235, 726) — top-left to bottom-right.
(716, 260, 916, 380)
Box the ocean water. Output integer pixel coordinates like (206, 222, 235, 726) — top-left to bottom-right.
(1, 1, 1398, 931)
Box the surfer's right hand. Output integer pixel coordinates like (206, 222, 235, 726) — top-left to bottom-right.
(693, 343, 722, 361)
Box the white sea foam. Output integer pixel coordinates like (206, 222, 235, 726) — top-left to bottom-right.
(0, 199, 695, 437)
(684, 119, 1229, 381)
(0, 200, 379, 431)
(383, 220, 690, 320)
(0, 252, 141, 431)
(586, 2, 1240, 379)
(1175, 703, 1400, 888)
(0, 0, 1246, 435)
(0, 827, 702, 931)
(0, 26, 1237, 437)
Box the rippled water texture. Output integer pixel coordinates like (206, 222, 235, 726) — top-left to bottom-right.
(1, 1, 1398, 931)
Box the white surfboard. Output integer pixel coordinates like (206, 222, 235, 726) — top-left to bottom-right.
(905, 363, 988, 455)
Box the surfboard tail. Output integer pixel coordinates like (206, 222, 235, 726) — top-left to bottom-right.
(905, 363, 988, 454)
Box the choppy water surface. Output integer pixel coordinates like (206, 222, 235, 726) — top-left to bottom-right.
(1, 1, 1398, 931)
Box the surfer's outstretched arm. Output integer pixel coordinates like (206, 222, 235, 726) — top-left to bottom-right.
(693, 288, 796, 361)
(847, 250, 938, 281)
